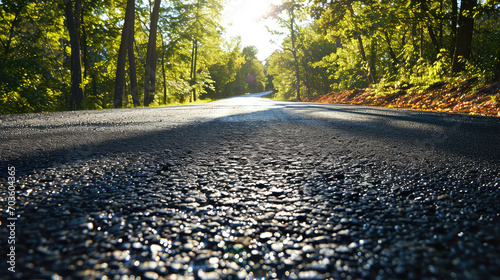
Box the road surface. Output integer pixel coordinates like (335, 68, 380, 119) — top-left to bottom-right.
(1, 92, 499, 279)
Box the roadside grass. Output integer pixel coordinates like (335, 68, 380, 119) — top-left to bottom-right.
(122, 98, 216, 109)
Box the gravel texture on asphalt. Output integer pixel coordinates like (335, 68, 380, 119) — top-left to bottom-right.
(1, 92, 499, 279)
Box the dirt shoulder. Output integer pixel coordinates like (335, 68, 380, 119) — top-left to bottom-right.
(303, 80, 500, 117)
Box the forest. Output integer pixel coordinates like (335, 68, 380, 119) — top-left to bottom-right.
(1, 0, 499, 115)
(0, 0, 267, 114)
(267, 0, 500, 104)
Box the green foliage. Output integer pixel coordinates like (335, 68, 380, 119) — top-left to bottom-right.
(205, 44, 267, 99)
(317, 40, 368, 91)
(0, 1, 67, 114)
(205, 40, 245, 99)
(372, 50, 452, 95)
(0, 0, 248, 114)
(299, 25, 336, 97)
(267, 0, 500, 102)
(240, 46, 266, 94)
(3, 0, 497, 114)
(267, 49, 296, 100)
(471, 7, 500, 81)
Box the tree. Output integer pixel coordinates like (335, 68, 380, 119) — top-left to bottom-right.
(206, 40, 245, 98)
(1, 1, 65, 113)
(267, 49, 297, 100)
(0, 0, 239, 114)
(267, 0, 304, 100)
(150, 0, 224, 104)
(240, 46, 266, 93)
(144, 0, 161, 106)
(300, 24, 336, 96)
(114, 0, 140, 108)
(451, 0, 477, 73)
(312, 0, 378, 85)
(63, 0, 84, 109)
(267, 24, 335, 99)
(2, 0, 25, 57)
(3, 0, 495, 115)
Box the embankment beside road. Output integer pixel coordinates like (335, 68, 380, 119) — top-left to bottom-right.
(301, 80, 500, 117)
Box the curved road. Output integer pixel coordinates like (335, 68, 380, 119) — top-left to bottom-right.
(1, 92, 499, 279)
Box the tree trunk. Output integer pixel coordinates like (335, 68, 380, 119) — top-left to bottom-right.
(438, 0, 443, 47)
(4, 4, 23, 56)
(193, 41, 198, 102)
(290, 2, 301, 101)
(123, 78, 128, 106)
(160, 32, 167, 104)
(128, 36, 140, 107)
(190, 40, 196, 102)
(383, 30, 400, 69)
(451, 0, 476, 73)
(369, 40, 377, 84)
(421, 0, 440, 53)
(113, 0, 135, 108)
(62, 40, 69, 108)
(420, 25, 424, 58)
(427, 25, 440, 53)
(144, 0, 161, 106)
(346, 0, 372, 85)
(292, 48, 301, 101)
(81, 5, 89, 79)
(63, 0, 84, 109)
(162, 53, 167, 104)
(450, 0, 458, 58)
(451, 0, 458, 38)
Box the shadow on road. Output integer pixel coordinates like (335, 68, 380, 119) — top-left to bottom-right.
(1, 95, 499, 177)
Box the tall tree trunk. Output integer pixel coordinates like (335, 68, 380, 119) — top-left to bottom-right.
(4, 4, 23, 56)
(128, 36, 140, 107)
(439, 0, 444, 47)
(290, 2, 301, 101)
(451, 0, 458, 36)
(144, 0, 161, 106)
(123, 78, 128, 106)
(450, 0, 458, 57)
(63, 0, 84, 109)
(420, 25, 424, 58)
(81, 5, 89, 79)
(451, 0, 476, 73)
(193, 41, 198, 102)
(427, 25, 440, 53)
(62, 40, 69, 108)
(383, 30, 400, 69)
(160, 31, 167, 104)
(113, 0, 135, 108)
(346, 0, 372, 85)
(369, 40, 377, 84)
(421, 0, 440, 53)
(190, 40, 196, 102)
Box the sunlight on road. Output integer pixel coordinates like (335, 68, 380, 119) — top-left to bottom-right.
(209, 92, 276, 107)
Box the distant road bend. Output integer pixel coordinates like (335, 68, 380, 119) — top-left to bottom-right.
(1, 92, 499, 279)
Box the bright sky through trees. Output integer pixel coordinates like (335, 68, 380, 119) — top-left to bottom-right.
(222, 0, 283, 61)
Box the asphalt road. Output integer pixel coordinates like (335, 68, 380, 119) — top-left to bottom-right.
(1, 92, 499, 279)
